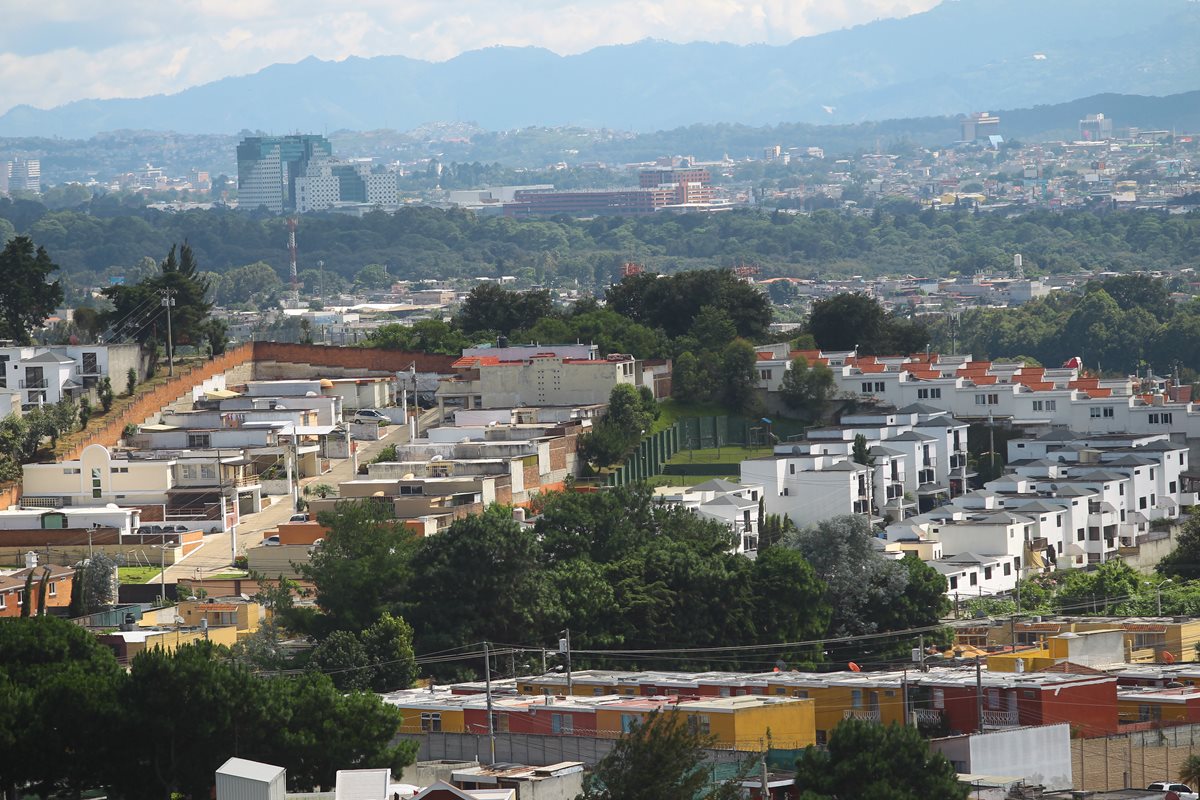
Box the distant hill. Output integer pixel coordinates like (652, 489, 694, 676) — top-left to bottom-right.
(3, 0, 1200, 137)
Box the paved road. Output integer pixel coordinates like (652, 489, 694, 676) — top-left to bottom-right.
(160, 423, 411, 583)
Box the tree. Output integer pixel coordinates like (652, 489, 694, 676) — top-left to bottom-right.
(581, 709, 747, 800)
(852, 433, 874, 466)
(100, 242, 213, 352)
(72, 306, 104, 341)
(70, 553, 117, 616)
(309, 630, 374, 691)
(671, 350, 707, 403)
(354, 263, 393, 290)
(1158, 516, 1200, 581)
(98, 377, 114, 413)
(457, 283, 556, 336)
(785, 516, 908, 638)
(78, 396, 92, 428)
(688, 305, 738, 351)
(0, 235, 64, 345)
(750, 547, 829, 665)
(718, 339, 759, 413)
(125, 367, 137, 396)
(213, 261, 283, 306)
(807, 293, 886, 353)
(793, 719, 968, 800)
(298, 501, 419, 635)
(1179, 754, 1200, 789)
(779, 357, 834, 418)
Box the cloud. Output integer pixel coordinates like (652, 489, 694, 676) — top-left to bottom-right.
(0, 0, 941, 114)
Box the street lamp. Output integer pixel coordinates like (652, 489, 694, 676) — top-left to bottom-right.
(1155, 579, 1174, 616)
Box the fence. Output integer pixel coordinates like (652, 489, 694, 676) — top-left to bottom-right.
(605, 416, 770, 487)
(1073, 722, 1200, 791)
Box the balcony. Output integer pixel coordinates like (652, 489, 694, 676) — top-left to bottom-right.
(950, 453, 968, 470)
(913, 708, 942, 725)
(19, 378, 48, 389)
(843, 709, 881, 723)
(981, 709, 1019, 728)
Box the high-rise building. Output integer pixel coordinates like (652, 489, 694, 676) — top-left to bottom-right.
(960, 112, 1000, 142)
(1079, 113, 1113, 141)
(236, 135, 332, 213)
(294, 157, 398, 212)
(4, 159, 41, 193)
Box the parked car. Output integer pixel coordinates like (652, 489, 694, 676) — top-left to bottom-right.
(352, 409, 389, 425)
(288, 513, 309, 522)
(262, 534, 281, 546)
(1148, 782, 1199, 799)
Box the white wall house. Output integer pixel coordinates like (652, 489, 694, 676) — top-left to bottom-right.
(653, 478, 764, 555)
(0, 344, 143, 410)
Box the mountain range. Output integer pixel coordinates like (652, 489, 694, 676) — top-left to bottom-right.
(3, 0, 1200, 138)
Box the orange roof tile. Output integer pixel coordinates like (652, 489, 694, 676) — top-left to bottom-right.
(1085, 388, 1113, 398)
(858, 363, 887, 374)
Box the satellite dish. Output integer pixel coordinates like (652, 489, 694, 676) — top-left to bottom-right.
(173, 615, 185, 625)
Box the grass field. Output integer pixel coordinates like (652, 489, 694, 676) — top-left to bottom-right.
(666, 444, 774, 464)
(118, 566, 160, 584)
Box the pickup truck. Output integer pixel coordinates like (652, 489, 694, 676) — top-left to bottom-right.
(1148, 781, 1200, 799)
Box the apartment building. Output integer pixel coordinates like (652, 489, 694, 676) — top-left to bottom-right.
(0, 343, 143, 409)
(22, 444, 261, 531)
(652, 478, 764, 555)
(437, 350, 644, 410)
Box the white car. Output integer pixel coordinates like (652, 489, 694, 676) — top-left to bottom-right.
(352, 409, 389, 424)
(1148, 781, 1199, 799)
(262, 534, 281, 546)
(289, 513, 309, 522)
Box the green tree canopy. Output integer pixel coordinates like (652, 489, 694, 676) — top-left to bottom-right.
(793, 719, 968, 800)
(0, 235, 64, 345)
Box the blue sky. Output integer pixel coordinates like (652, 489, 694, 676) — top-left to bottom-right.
(0, 0, 939, 114)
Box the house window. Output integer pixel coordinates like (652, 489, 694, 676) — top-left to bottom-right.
(851, 689, 863, 708)
(861, 382, 873, 393)
(815, 730, 827, 746)
(1032, 400, 1043, 411)
(1047, 400, 1056, 410)
(551, 713, 574, 734)
(420, 712, 442, 732)
(949, 576, 958, 590)
(47, 581, 56, 597)
(0, 593, 6, 609)
(1003, 563, 1011, 576)
(1170, 481, 1178, 494)
(188, 433, 211, 448)
(1149, 413, 1173, 425)
(969, 572, 978, 586)
(1139, 497, 1148, 510)
(760, 370, 773, 380)
(931, 388, 942, 398)
(793, 689, 809, 698)
(621, 714, 638, 733)
(984, 566, 993, 580)
(200, 464, 217, 481)
(789, 463, 795, 475)
(687, 715, 711, 735)
(1090, 407, 1101, 418)
(91, 467, 102, 499)
(1104, 407, 1114, 418)
(181, 464, 196, 480)
(64, 467, 80, 475)
(874, 382, 885, 393)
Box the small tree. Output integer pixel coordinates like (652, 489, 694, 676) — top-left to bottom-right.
(78, 396, 92, 428)
(126, 367, 137, 396)
(581, 709, 748, 800)
(98, 377, 114, 413)
(1179, 753, 1200, 788)
(779, 356, 835, 419)
(852, 433, 875, 467)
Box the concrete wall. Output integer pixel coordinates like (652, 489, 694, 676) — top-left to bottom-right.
(1073, 724, 1200, 791)
(398, 732, 749, 770)
(931, 725, 1072, 791)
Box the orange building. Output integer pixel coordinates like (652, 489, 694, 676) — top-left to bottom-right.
(0, 564, 75, 617)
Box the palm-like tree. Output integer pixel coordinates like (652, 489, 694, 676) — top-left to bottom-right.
(1178, 754, 1200, 788)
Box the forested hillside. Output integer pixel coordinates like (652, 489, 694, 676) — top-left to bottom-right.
(3, 197, 1199, 298)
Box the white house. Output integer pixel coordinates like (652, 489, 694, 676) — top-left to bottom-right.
(653, 478, 764, 555)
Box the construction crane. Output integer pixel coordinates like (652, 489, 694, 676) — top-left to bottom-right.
(286, 217, 300, 295)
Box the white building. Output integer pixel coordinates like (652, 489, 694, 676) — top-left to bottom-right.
(0, 343, 143, 410)
(437, 349, 645, 411)
(653, 478, 764, 555)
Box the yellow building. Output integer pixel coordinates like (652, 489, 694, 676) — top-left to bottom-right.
(592, 695, 815, 751)
(101, 625, 238, 662)
(1117, 686, 1200, 726)
(761, 673, 909, 744)
(176, 599, 262, 637)
(965, 617, 1200, 665)
(382, 690, 469, 736)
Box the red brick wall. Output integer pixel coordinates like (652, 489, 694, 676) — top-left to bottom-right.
(1036, 680, 1119, 736)
(251, 342, 456, 374)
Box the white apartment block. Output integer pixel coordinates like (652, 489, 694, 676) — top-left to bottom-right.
(0, 344, 142, 410)
(652, 478, 764, 555)
(741, 405, 969, 527)
(885, 431, 1194, 598)
(754, 345, 1200, 443)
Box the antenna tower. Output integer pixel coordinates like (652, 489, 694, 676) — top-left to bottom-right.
(287, 217, 299, 293)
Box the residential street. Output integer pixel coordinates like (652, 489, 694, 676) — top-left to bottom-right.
(158, 423, 410, 583)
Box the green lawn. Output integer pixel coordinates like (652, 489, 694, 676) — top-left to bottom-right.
(667, 444, 775, 464)
(208, 572, 250, 580)
(118, 566, 161, 584)
(650, 399, 731, 434)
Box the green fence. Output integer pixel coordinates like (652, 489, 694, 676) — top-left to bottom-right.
(606, 415, 765, 487)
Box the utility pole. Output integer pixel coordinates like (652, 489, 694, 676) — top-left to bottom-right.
(160, 288, 177, 377)
(975, 658, 984, 734)
(483, 641, 496, 765)
(560, 629, 573, 695)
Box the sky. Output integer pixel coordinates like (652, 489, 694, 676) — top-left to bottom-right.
(0, 0, 940, 115)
